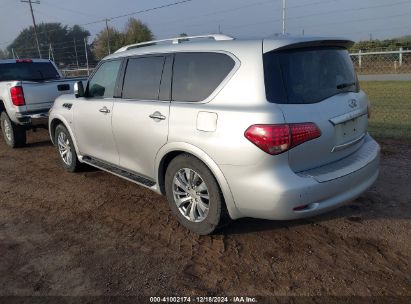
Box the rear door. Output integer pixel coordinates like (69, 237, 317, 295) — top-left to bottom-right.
(111, 55, 172, 179)
(263, 44, 369, 172)
(74, 59, 123, 165)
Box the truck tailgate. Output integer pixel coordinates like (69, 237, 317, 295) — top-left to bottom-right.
(22, 79, 80, 112)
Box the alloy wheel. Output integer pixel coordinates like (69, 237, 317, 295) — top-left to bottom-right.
(57, 131, 73, 166)
(3, 119, 12, 141)
(172, 168, 210, 223)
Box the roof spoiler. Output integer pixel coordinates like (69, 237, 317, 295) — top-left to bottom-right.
(263, 38, 354, 53)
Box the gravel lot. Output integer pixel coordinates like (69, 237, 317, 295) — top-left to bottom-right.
(0, 129, 410, 298)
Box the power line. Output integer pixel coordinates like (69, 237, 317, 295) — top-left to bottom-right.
(300, 12, 411, 32)
(223, 0, 411, 32)
(0, 0, 196, 46)
(149, 0, 273, 28)
(40, 0, 103, 19)
(81, 0, 196, 26)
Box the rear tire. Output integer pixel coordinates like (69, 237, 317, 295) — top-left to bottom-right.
(165, 154, 229, 235)
(0, 112, 26, 148)
(54, 124, 80, 172)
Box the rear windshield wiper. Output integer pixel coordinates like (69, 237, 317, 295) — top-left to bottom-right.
(337, 82, 356, 90)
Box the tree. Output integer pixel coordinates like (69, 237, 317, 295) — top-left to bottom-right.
(350, 35, 411, 53)
(178, 33, 189, 42)
(92, 18, 153, 60)
(0, 49, 9, 59)
(7, 23, 92, 67)
(123, 18, 153, 45)
(92, 27, 124, 60)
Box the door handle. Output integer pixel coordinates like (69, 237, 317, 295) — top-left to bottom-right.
(99, 106, 110, 114)
(149, 111, 166, 121)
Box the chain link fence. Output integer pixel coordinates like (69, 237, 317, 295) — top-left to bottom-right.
(350, 48, 411, 74)
(61, 65, 95, 78)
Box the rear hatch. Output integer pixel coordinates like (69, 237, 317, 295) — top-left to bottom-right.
(263, 39, 369, 172)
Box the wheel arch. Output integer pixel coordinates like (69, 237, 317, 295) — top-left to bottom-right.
(155, 143, 242, 220)
(49, 115, 81, 156)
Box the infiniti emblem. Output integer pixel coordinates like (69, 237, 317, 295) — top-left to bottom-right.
(349, 99, 358, 108)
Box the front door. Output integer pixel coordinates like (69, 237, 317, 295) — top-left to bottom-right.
(74, 59, 122, 165)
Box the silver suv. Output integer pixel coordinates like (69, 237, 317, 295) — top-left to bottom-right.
(49, 34, 380, 235)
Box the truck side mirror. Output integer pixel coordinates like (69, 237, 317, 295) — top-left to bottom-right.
(74, 81, 85, 98)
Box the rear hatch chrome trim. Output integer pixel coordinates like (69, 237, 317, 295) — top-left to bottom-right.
(332, 133, 366, 152)
(329, 108, 368, 125)
(298, 135, 379, 183)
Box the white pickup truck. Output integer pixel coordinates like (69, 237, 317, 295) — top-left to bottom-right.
(0, 59, 86, 148)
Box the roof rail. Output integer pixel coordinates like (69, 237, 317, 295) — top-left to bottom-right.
(114, 34, 235, 53)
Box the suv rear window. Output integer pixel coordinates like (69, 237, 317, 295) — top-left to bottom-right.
(172, 52, 235, 102)
(264, 47, 358, 104)
(0, 62, 60, 82)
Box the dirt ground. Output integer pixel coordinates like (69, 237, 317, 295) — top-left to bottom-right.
(0, 129, 410, 299)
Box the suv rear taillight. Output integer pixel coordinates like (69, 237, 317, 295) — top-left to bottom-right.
(244, 123, 321, 155)
(10, 86, 25, 106)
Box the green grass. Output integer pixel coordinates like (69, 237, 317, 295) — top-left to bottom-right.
(360, 81, 411, 139)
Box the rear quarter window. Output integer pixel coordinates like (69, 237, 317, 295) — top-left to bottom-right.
(172, 52, 235, 102)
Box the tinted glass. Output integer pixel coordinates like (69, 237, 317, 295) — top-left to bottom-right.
(122, 56, 165, 100)
(172, 52, 235, 102)
(264, 47, 358, 104)
(0, 62, 60, 81)
(88, 60, 122, 98)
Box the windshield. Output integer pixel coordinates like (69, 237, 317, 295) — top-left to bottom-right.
(264, 47, 359, 104)
(0, 62, 61, 82)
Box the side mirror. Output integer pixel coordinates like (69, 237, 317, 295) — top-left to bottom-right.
(74, 81, 85, 98)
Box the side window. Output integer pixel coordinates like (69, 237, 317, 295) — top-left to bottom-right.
(122, 56, 165, 100)
(172, 52, 235, 102)
(88, 60, 122, 98)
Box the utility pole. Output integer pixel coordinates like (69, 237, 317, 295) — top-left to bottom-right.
(282, 0, 287, 35)
(105, 18, 111, 55)
(84, 38, 90, 76)
(73, 38, 79, 69)
(21, 0, 42, 58)
(49, 44, 55, 62)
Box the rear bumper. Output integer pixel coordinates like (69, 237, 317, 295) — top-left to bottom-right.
(219, 134, 380, 220)
(15, 110, 49, 126)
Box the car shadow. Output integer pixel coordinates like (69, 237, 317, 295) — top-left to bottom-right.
(25, 140, 53, 148)
(219, 197, 410, 235)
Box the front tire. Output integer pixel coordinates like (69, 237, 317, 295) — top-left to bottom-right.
(165, 154, 228, 235)
(55, 124, 80, 172)
(0, 112, 26, 148)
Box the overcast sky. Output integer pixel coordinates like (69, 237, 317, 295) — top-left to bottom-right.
(1, 0, 411, 49)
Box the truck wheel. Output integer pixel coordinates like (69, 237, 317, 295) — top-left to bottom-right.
(165, 154, 229, 235)
(0, 112, 26, 148)
(55, 124, 80, 172)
